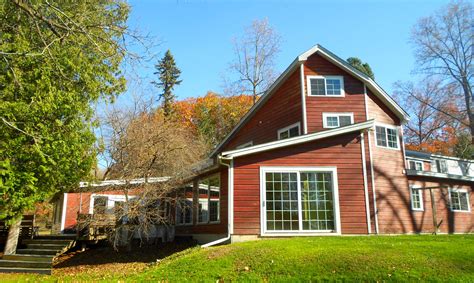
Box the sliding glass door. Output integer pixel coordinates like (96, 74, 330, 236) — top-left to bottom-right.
(262, 168, 338, 234)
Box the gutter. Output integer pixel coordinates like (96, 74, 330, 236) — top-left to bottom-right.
(201, 156, 234, 248)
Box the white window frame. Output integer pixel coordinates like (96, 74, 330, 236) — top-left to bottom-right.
(410, 185, 424, 211)
(236, 141, 253, 149)
(448, 188, 471, 213)
(89, 194, 136, 214)
(408, 159, 424, 171)
(307, 75, 345, 97)
(197, 174, 221, 224)
(277, 122, 301, 140)
(434, 159, 448, 174)
(259, 166, 341, 236)
(374, 123, 400, 150)
(175, 185, 194, 226)
(322, 112, 354, 128)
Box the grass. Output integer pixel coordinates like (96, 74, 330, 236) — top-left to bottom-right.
(1, 235, 473, 282)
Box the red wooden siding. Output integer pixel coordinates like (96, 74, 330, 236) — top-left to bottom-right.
(232, 132, 370, 235)
(407, 177, 473, 233)
(64, 190, 128, 231)
(366, 89, 411, 234)
(224, 68, 303, 150)
(303, 53, 366, 133)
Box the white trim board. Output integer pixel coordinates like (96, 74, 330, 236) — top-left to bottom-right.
(60, 193, 68, 233)
(210, 44, 409, 157)
(259, 166, 341, 236)
(222, 119, 374, 159)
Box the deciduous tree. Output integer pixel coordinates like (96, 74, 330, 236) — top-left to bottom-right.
(410, 0, 473, 142)
(225, 18, 281, 104)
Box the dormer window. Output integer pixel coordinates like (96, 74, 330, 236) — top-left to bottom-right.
(278, 122, 300, 140)
(322, 113, 353, 128)
(307, 76, 344, 97)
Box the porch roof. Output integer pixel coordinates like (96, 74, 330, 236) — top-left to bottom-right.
(220, 119, 374, 159)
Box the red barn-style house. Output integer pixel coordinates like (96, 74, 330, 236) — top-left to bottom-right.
(55, 45, 473, 244)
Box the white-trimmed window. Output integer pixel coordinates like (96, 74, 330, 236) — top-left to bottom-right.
(278, 122, 300, 140)
(176, 184, 193, 225)
(261, 167, 340, 234)
(322, 113, 354, 128)
(410, 186, 424, 211)
(449, 188, 470, 212)
(236, 141, 253, 149)
(408, 160, 424, 171)
(434, 159, 448, 174)
(307, 76, 344, 97)
(198, 174, 220, 223)
(375, 124, 399, 149)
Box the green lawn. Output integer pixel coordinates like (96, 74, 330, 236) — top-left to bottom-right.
(2, 235, 474, 282)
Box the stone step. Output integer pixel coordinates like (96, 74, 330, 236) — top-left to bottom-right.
(26, 244, 66, 250)
(34, 234, 76, 240)
(16, 249, 59, 255)
(23, 239, 73, 245)
(0, 267, 51, 275)
(2, 254, 54, 262)
(0, 260, 52, 268)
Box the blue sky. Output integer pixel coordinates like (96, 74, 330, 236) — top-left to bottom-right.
(121, 0, 450, 104)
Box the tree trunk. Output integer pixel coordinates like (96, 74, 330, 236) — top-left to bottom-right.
(3, 217, 22, 255)
(461, 78, 474, 144)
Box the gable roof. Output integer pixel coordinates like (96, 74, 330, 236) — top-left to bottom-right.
(221, 119, 374, 159)
(211, 44, 410, 157)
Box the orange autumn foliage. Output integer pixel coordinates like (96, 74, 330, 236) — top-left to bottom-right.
(172, 92, 254, 148)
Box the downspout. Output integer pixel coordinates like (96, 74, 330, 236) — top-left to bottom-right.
(360, 131, 372, 234)
(202, 155, 233, 248)
(364, 85, 379, 234)
(300, 63, 308, 134)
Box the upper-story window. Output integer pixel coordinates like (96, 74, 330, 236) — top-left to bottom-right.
(434, 159, 448, 174)
(278, 122, 300, 140)
(236, 141, 253, 149)
(322, 113, 353, 128)
(375, 124, 399, 149)
(459, 161, 470, 176)
(408, 160, 424, 171)
(449, 188, 470, 212)
(307, 76, 344, 97)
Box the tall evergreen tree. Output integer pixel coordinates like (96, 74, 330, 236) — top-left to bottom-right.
(152, 50, 182, 116)
(347, 57, 375, 80)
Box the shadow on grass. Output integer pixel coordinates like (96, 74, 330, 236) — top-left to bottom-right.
(54, 238, 197, 268)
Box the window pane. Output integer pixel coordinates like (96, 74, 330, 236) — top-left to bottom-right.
(339, 116, 352, 127)
(289, 126, 299, 138)
(265, 172, 299, 231)
(198, 179, 209, 223)
(375, 126, 387, 147)
(301, 172, 334, 231)
(387, 128, 398, 148)
(326, 116, 339, 127)
(93, 196, 107, 215)
(411, 188, 422, 210)
(436, 160, 448, 173)
(209, 175, 220, 222)
(326, 79, 341, 95)
(415, 162, 423, 171)
(279, 131, 289, 140)
(459, 192, 469, 211)
(450, 191, 461, 211)
(310, 78, 326, 95)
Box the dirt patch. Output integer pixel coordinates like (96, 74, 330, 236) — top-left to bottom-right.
(53, 240, 197, 277)
(206, 245, 238, 260)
